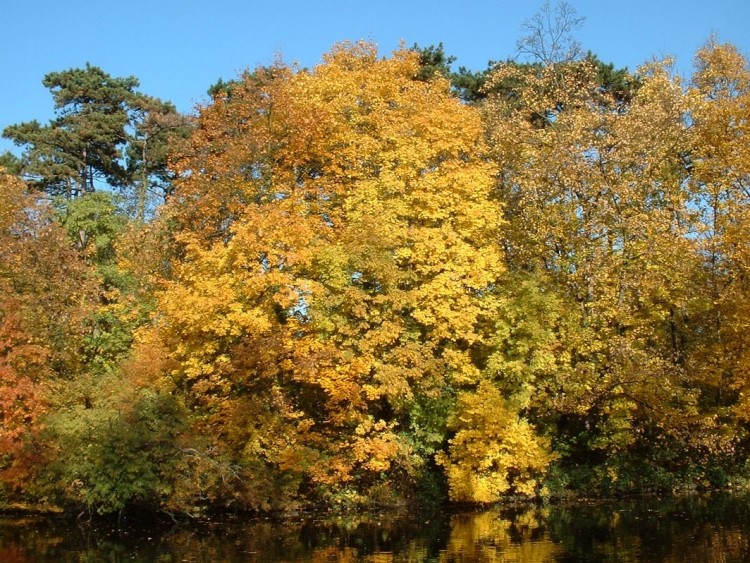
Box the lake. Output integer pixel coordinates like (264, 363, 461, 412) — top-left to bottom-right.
(1, 492, 749, 561)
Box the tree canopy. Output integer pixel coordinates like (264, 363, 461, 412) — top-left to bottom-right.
(2, 29, 750, 515)
(3, 64, 192, 219)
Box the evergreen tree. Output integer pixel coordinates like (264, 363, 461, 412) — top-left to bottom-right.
(4, 64, 138, 197)
(3, 64, 190, 214)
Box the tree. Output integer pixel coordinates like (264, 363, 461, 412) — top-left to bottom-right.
(125, 96, 193, 220)
(688, 40, 750, 440)
(411, 42, 456, 81)
(138, 42, 506, 508)
(411, 40, 635, 106)
(37, 373, 185, 516)
(53, 192, 151, 375)
(436, 381, 555, 502)
(3, 64, 138, 197)
(0, 152, 22, 175)
(0, 170, 99, 496)
(480, 52, 709, 493)
(3, 64, 189, 213)
(516, 1, 585, 66)
(411, 42, 497, 102)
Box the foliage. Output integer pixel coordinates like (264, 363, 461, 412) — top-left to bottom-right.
(3, 65, 138, 197)
(138, 41, 505, 509)
(0, 170, 99, 498)
(411, 42, 456, 81)
(2, 64, 191, 218)
(125, 96, 193, 220)
(37, 374, 185, 514)
(4, 34, 750, 515)
(479, 47, 713, 496)
(54, 192, 154, 374)
(687, 40, 750, 435)
(437, 381, 555, 502)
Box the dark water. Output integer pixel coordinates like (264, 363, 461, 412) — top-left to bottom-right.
(2, 493, 750, 562)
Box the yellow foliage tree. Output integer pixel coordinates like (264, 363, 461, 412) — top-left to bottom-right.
(140, 42, 505, 507)
(689, 40, 750, 435)
(436, 381, 555, 502)
(481, 56, 704, 485)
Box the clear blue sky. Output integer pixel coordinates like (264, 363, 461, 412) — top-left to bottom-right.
(2, 1, 748, 155)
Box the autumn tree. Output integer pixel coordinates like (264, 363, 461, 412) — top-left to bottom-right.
(479, 50, 709, 492)
(687, 40, 750, 464)
(131, 42, 513, 509)
(0, 170, 99, 497)
(5, 38, 750, 513)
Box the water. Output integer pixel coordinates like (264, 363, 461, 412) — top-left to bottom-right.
(1, 493, 749, 561)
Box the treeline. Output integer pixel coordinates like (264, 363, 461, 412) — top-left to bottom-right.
(1, 32, 750, 516)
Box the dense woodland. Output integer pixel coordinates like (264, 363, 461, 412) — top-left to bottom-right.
(1, 11, 750, 516)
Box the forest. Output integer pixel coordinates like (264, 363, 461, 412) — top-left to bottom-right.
(1, 15, 750, 516)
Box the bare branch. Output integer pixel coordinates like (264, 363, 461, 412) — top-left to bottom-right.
(517, 1, 586, 66)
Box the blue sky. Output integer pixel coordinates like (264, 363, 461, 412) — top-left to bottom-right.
(2, 1, 748, 155)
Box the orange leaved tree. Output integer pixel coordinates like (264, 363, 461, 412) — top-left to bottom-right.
(140, 42, 506, 509)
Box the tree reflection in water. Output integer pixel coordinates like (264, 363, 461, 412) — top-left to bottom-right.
(0, 493, 749, 561)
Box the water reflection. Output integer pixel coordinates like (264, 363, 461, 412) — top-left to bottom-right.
(1, 493, 749, 561)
